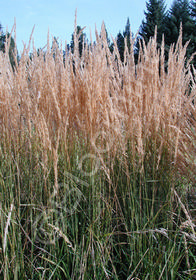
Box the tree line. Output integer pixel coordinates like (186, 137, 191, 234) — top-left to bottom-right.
(116, 0, 196, 64)
(1, 0, 196, 67)
(138, 0, 196, 63)
(0, 23, 16, 69)
(70, 0, 196, 66)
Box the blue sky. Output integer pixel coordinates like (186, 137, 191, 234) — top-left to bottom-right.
(1, 0, 174, 53)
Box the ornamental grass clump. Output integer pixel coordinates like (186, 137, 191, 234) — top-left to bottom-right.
(1, 24, 195, 182)
(0, 21, 195, 279)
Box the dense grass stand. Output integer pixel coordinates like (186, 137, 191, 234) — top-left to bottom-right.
(0, 24, 195, 279)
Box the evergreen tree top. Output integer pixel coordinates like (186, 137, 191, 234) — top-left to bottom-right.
(123, 18, 131, 37)
(140, 0, 167, 43)
(190, 0, 196, 18)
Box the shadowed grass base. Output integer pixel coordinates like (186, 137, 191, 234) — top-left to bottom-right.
(0, 135, 195, 280)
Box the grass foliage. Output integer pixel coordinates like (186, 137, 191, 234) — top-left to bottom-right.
(0, 21, 196, 279)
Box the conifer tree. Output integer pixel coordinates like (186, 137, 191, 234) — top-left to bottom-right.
(139, 0, 167, 44)
(123, 18, 131, 52)
(70, 26, 86, 57)
(165, 0, 195, 58)
(0, 23, 17, 70)
(117, 32, 125, 62)
(190, 0, 196, 64)
(117, 18, 132, 62)
(190, 0, 196, 19)
(0, 22, 4, 51)
(134, 0, 167, 62)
